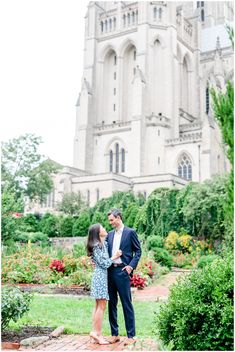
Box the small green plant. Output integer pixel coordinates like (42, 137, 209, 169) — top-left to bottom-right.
(147, 235, 164, 250)
(1, 286, 33, 330)
(153, 248, 173, 268)
(73, 242, 86, 258)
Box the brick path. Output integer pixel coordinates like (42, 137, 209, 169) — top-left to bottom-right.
(18, 335, 159, 351)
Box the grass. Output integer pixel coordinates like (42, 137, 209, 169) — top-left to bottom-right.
(9, 295, 160, 337)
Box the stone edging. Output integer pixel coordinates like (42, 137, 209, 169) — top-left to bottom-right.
(2, 326, 65, 350)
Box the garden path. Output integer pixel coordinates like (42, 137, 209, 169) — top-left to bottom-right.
(131, 269, 189, 302)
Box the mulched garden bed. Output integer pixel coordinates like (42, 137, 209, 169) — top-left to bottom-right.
(2, 326, 54, 343)
(3, 283, 90, 295)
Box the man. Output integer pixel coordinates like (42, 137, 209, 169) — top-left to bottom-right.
(106, 208, 141, 346)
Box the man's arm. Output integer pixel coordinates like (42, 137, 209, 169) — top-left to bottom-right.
(127, 229, 142, 271)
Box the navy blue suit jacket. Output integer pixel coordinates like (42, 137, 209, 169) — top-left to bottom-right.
(107, 226, 141, 270)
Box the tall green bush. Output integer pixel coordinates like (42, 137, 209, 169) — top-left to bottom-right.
(155, 256, 234, 351)
(39, 213, 59, 237)
(21, 213, 39, 232)
(59, 216, 74, 237)
(72, 211, 90, 237)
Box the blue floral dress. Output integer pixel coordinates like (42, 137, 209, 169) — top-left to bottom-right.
(90, 242, 113, 300)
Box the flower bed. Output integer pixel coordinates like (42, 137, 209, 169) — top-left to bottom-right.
(2, 245, 164, 291)
(2, 246, 93, 289)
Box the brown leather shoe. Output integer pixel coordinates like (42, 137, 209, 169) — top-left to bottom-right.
(109, 336, 120, 344)
(124, 337, 136, 346)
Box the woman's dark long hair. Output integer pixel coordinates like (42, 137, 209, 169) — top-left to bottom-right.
(86, 223, 102, 257)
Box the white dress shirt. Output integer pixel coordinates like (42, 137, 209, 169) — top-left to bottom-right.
(112, 225, 124, 264)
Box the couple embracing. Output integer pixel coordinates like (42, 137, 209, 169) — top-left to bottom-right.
(86, 208, 142, 346)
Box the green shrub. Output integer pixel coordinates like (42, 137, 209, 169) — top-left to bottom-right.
(13, 231, 49, 244)
(196, 254, 220, 269)
(21, 214, 39, 232)
(1, 216, 20, 243)
(59, 216, 74, 237)
(155, 256, 234, 351)
(147, 235, 164, 250)
(13, 230, 29, 242)
(153, 248, 173, 268)
(1, 286, 33, 330)
(30, 232, 49, 243)
(39, 213, 59, 237)
(72, 211, 90, 237)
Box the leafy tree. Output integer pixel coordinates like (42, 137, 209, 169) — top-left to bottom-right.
(179, 176, 227, 240)
(57, 192, 86, 216)
(26, 159, 60, 202)
(125, 203, 139, 228)
(135, 188, 180, 237)
(1, 186, 24, 242)
(211, 63, 234, 247)
(1, 134, 60, 202)
(90, 191, 143, 228)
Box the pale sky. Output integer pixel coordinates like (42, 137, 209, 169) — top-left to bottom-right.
(1, 0, 89, 166)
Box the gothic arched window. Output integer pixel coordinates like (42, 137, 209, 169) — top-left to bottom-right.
(113, 17, 116, 29)
(153, 7, 157, 20)
(121, 148, 125, 172)
(109, 18, 112, 31)
(87, 190, 90, 206)
(206, 86, 209, 114)
(178, 154, 192, 180)
(127, 13, 131, 26)
(159, 8, 162, 20)
(123, 14, 126, 27)
(105, 20, 108, 32)
(132, 11, 135, 24)
(100, 21, 104, 33)
(109, 150, 113, 172)
(201, 8, 205, 21)
(96, 188, 100, 202)
(115, 143, 119, 173)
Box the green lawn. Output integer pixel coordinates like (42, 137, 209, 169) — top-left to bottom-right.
(9, 295, 159, 337)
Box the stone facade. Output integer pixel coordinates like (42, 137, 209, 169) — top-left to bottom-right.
(29, 1, 233, 213)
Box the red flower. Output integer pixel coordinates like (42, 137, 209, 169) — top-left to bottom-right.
(130, 274, 147, 289)
(49, 259, 65, 273)
(144, 262, 154, 278)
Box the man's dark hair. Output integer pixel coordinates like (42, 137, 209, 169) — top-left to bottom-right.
(107, 208, 123, 220)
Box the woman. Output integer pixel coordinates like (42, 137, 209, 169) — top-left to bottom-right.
(87, 223, 122, 345)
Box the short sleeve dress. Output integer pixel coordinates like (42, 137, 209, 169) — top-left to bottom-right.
(90, 242, 113, 300)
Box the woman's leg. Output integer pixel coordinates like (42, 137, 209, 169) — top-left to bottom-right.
(93, 299, 107, 336)
(92, 300, 98, 331)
